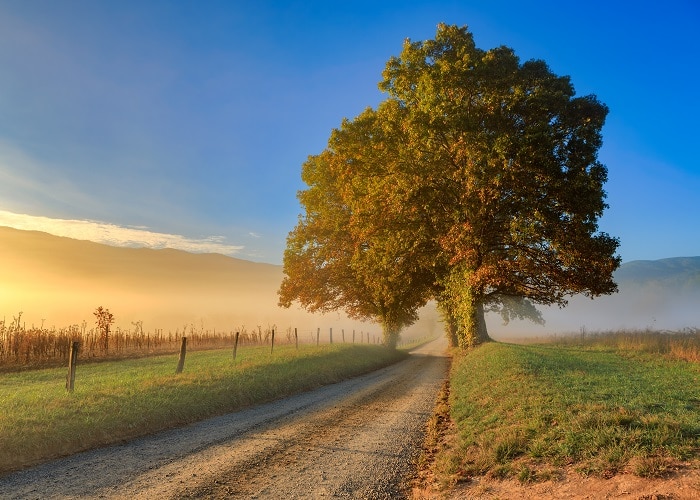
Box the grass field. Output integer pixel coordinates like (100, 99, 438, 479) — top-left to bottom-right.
(0, 343, 407, 474)
(433, 333, 700, 488)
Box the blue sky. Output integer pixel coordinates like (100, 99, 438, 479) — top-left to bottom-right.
(0, 0, 698, 264)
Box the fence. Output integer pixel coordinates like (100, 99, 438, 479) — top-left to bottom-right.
(0, 315, 379, 370)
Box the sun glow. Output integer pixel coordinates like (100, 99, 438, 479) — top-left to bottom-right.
(0, 223, 376, 335)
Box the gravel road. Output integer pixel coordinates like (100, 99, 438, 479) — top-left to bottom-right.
(1, 338, 448, 499)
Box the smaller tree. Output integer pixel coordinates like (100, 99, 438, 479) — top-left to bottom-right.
(278, 105, 433, 348)
(94, 306, 114, 353)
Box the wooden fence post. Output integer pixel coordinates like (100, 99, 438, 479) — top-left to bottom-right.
(330, 327, 333, 344)
(270, 329, 275, 354)
(233, 331, 240, 361)
(66, 341, 79, 392)
(175, 336, 187, 373)
(353, 329, 355, 343)
(342, 329, 345, 343)
(294, 328, 298, 349)
(316, 327, 320, 346)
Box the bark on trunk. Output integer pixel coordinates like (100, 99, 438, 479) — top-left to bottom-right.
(457, 297, 491, 348)
(440, 265, 492, 349)
(382, 325, 400, 349)
(475, 300, 490, 344)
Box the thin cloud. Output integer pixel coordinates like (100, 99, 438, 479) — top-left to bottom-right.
(0, 140, 99, 215)
(0, 210, 244, 256)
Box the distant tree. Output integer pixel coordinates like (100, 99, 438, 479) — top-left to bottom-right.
(379, 24, 620, 346)
(94, 306, 114, 353)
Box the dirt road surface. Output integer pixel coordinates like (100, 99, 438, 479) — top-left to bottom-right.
(0, 338, 448, 499)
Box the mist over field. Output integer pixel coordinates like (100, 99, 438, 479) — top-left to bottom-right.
(0, 227, 382, 341)
(1, 226, 697, 340)
(488, 257, 700, 338)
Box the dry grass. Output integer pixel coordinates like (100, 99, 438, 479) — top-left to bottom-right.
(0, 311, 384, 371)
(553, 327, 700, 362)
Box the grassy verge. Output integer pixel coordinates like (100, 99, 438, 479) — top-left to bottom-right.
(433, 342, 700, 487)
(0, 343, 407, 474)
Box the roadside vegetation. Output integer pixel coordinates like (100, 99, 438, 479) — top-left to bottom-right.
(0, 309, 384, 371)
(0, 343, 406, 474)
(427, 330, 700, 491)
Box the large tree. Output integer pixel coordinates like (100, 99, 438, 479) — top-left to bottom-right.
(280, 24, 620, 349)
(379, 24, 620, 346)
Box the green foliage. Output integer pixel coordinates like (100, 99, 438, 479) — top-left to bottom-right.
(0, 344, 406, 473)
(281, 23, 620, 349)
(278, 105, 434, 348)
(381, 24, 620, 347)
(442, 341, 700, 483)
(438, 263, 489, 347)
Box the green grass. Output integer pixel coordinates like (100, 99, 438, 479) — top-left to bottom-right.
(443, 341, 700, 484)
(0, 343, 407, 474)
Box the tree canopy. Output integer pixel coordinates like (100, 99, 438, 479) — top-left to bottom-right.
(279, 24, 620, 349)
(278, 103, 435, 348)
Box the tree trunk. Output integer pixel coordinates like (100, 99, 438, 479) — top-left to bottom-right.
(475, 300, 490, 344)
(446, 317, 459, 348)
(457, 295, 491, 348)
(440, 265, 492, 349)
(382, 322, 400, 349)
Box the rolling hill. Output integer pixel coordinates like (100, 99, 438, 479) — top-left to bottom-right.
(0, 226, 376, 336)
(615, 256, 700, 289)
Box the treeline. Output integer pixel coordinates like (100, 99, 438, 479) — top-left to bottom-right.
(0, 311, 377, 370)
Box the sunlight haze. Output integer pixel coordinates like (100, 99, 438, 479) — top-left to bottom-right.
(1, 1, 698, 336)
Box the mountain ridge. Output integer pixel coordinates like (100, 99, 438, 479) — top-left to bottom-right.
(615, 256, 700, 286)
(4, 225, 697, 283)
(0, 225, 356, 334)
